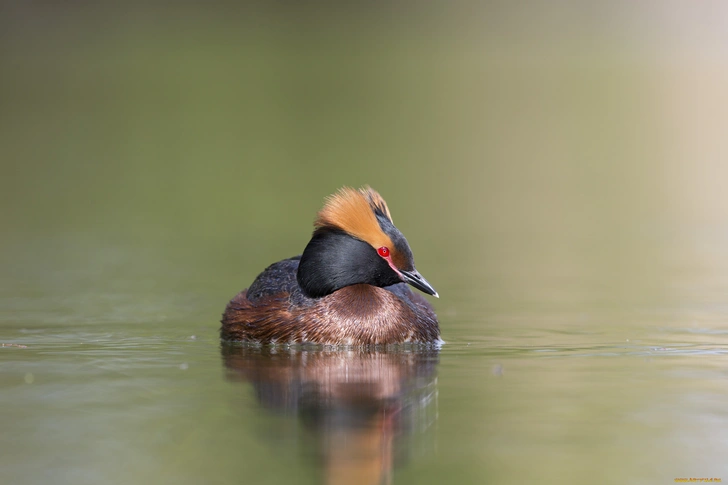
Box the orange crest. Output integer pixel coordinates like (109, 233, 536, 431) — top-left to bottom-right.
(315, 186, 395, 253)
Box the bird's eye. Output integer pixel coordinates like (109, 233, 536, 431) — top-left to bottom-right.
(377, 246, 390, 258)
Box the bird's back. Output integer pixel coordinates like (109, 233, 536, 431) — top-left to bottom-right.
(245, 256, 302, 303)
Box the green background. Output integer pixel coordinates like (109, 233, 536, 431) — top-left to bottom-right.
(2, 3, 728, 484)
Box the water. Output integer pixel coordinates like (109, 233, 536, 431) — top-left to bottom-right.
(4, 234, 728, 484)
(3, 4, 728, 484)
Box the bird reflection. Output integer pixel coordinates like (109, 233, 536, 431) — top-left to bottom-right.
(221, 345, 440, 485)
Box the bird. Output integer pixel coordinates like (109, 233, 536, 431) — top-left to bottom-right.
(220, 186, 440, 346)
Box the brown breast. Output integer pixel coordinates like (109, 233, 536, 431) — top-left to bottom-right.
(221, 284, 439, 346)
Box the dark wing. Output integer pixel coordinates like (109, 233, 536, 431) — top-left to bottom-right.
(246, 256, 302, 303)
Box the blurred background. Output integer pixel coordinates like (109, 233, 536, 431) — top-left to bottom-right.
(2, 2, 728, 484)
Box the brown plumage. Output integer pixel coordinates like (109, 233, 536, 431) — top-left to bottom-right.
(221, 186, 440, 346)
(222, 284, 439, 345)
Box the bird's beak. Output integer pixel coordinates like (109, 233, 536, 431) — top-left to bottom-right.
(400, 269, 439, 298)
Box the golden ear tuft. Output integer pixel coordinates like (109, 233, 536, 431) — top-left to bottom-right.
(315, 186, 394, 250)
(360, 185, 393, 223)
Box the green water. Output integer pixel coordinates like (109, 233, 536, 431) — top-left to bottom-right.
(3, 4, 728, 484)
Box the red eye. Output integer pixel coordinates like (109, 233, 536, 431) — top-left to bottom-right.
(377, 246, 390, 258)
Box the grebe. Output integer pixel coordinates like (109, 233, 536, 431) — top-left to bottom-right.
(221, 186, 439, 346)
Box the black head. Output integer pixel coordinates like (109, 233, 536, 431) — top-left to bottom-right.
(296, 187, 438, 299)
(297, 228, 401, 298)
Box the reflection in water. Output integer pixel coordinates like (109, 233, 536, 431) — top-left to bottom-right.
(222, 345, 440, 485)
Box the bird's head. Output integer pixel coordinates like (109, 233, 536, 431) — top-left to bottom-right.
(297, 186, 438, 299)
